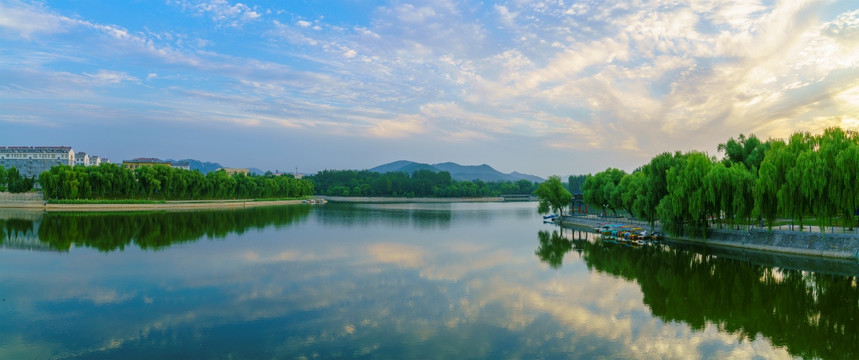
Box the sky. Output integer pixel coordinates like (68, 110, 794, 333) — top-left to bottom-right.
(1, 0, 858, 178)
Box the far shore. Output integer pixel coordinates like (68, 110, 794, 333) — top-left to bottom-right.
(0, 196, 322, 212)
(0, 192, 521, 211)
(318, 196, 507, 203)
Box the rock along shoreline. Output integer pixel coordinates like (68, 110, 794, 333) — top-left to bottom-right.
(558, 215, 859, 260)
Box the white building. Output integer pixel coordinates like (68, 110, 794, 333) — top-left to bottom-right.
(90, 155, 101, 166)
(171, 161, 191, 170)
(74, 152, 90, 167)
(0, 146, 75, 178)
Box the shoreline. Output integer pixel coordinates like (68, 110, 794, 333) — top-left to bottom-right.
(0, 198, 321, 212)
(318, 196, 506, 203)
(558, 215, 859, 260)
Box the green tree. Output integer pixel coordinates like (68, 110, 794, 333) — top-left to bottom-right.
(583, 168, 627, 216)
(657, 152, 713, 237)
(535, 175, 573, 215)
(620, 171, 646, 220)
(718, 133, 769, 173)
(834, 142, 859, 229)
(568, 175, 587, 194)
(134, 166, 161, 199)
(0, 166, 7, 192)
(756, 140, 787, 229)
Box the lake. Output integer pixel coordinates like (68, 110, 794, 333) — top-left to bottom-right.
(1, 202, 857, 359)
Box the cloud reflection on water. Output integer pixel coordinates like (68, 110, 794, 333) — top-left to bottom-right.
(0, 204, 819, 359)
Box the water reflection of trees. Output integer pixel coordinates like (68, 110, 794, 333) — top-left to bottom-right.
(536, 233, 859, 359)
(1, 218, 35, 245)
(535, 229, 592, 268)
(314, 204, 454, 229)
(34, 206, 311, 252)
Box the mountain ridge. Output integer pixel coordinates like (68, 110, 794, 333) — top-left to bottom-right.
(368, 160, 544, 183)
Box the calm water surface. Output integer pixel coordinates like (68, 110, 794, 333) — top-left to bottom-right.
(1, 203, 857, 359)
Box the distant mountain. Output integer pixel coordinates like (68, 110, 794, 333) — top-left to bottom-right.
(368, 160, 416, 173)
(508, 171, 545, 183)
(368, 160, 545, 183)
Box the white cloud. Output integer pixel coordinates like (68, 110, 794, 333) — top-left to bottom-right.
(2, 0, 858, 174)
(86, 70, 138, 85)
(0, 0, 73, 38)
(170, 0, 261, 27)
(368, 115, 427, 138)
(495, 5, 518, 28)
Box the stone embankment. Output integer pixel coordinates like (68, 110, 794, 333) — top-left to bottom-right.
(559, 215, 859, 260)
(704, 228, 859, 259)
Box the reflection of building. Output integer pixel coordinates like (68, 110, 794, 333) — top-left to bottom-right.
(0, 146, 75, 178)
(218, 168, 249, 176)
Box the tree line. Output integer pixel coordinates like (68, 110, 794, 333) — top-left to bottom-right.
(582, 127, 859, 236)
(307, 169, 539, 197)
(38, 163, 314, 200)
(0, 166, 37, 193)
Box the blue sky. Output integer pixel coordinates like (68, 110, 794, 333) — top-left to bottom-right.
(1, 0, 858, 177)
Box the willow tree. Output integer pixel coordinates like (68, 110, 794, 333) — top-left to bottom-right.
(636, 152, 681, 227)
(620, 171, 646, 220)
(756, 140, 787, 229)
(730, 163, 756, 230)
(781, 132, 814, 230)
(535, 175, 572, 216)
(834, 143, 859, 229)
(583, 168, 627, 216)
(657, 152, 713, 237)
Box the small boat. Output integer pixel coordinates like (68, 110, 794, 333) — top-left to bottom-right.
(543, 214, 558, 220)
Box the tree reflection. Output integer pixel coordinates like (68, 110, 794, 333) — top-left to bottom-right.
(533, 231, 859, 359)
(1, 218, 35, 242)
(535, 230, 572, 269)
(580, 241, 859, 360)
(33, 206, 311, 252)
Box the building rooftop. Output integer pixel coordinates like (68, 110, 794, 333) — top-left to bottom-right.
(0, 146, 73, 153)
